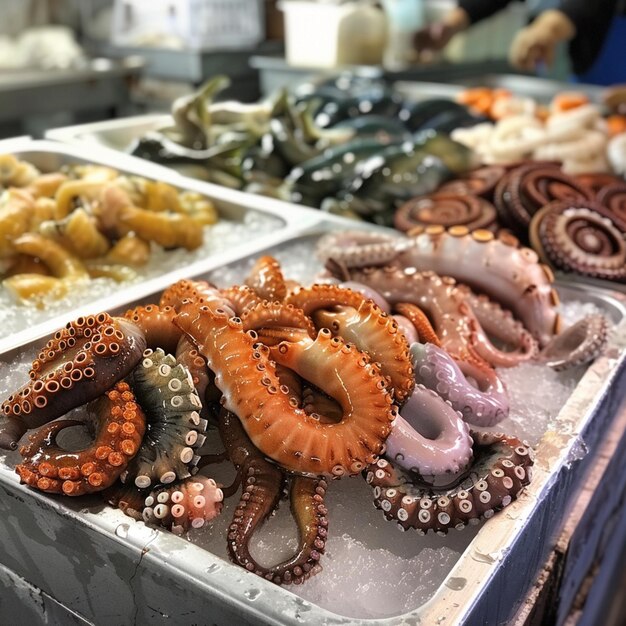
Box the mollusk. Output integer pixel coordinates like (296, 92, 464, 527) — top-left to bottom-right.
(366, 431, 533, 534)
(143, 475, 224, 533)
(175, 300, 397, 477)
(529, 201, 626, 282)
(123, 348, 207, 489)
(16, 381, 146, 496)
(410, 342, 509, 427)
(384, 383, 473, 485)
(0, 313, 146, 450)
(219, 409, 328, 585)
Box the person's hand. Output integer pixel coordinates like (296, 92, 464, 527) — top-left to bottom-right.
(509, 10, 576, 71)
(413, 7, 470, 61)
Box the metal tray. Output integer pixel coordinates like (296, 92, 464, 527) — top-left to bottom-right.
(0, 138, 320, 356)
(1, 222, 625, 625)
(394, 74, 604, 105)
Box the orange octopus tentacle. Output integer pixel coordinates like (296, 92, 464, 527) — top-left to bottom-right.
(15, 381, 146, 496)
(219, 285, 264, 316)
(123, 304, 182, 354)
(393, 302, 442, 347)
(175, 301, 397, 477)
(244, 255, 287, 302)
(312, 300, 414, 404)
(160, 279, 234, 315)
(241, 301, 317, 340)
(284, 284, 366, 317)
(0, 313, 146, 450)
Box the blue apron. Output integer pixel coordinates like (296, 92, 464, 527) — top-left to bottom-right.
(573, 15, 626, 85)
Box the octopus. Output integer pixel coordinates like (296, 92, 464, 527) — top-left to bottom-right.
(529, 200, 626, 283)
(2, 245, 608, 586)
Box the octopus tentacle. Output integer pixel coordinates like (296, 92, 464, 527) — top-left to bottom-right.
(142, 475, 224, 534)
(338, 281, 391, 314)
(16, 381, 146, 496)
(365, 431, 533, 534)
(384, 384, 473, 484)
(285, 284, 366, 317)
(220, 410, 327, 585)
(319, 228, 560, 347)
(240, 301, 317, 342)
(529, 201, 626, 282)
(466, 293, 538, 367)
(219, 285, 264, 317)
(123, 304, 182, 354)
(538, 314, 609, 371)
(311, 300, 414, 403)
(124, 348, 207, 488)
(175, 301, 397, 477)
(316, 230, 406, 269)
(393, 302, 442, 347)
(410, 343, 509, 427)
(160, 279, 235, 315)
(244, 255, 287, 302)
(0, 313, 145, 450)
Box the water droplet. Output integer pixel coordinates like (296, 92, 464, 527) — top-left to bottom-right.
(471, 548, 498, 564)
(115, 523, 129, 538)
(244, 588, 261, 601)
(445, 577, 467, 591)
(80, 508, 89, 514)
(436, 616, 446, 624)
(205, 563, 221, 574)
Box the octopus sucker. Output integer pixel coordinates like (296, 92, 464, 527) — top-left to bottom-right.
(16, 381, 146, 496)
(366, 431, 533, 533)
(219, 409, 327, 585)
(142, 475, 223, 534)
(123, 304, 183, 354)
(0, 314, 146, 450)
(245, 255, 287, 302)
(175, 301, 396, 476)
(410, 343, 509, 427)
(125, 348, 207, 488)
(538, 314, 608, 371)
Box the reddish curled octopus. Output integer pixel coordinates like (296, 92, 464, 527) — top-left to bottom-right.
(0, 236, 609, 586)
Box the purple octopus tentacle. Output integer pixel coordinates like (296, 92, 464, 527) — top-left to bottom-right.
(538, 314, 609, 371)
(384, 384, 473, 486)
(410, 342, 509, 427)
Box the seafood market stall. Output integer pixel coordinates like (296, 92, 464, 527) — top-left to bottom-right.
(0, 132, 625, 625)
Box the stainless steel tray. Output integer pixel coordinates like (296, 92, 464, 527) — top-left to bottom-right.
(46, 113, 171, 155)
(0, 138, 320, 356)
(395, 74, 604, 105)
(1, 222, 625, 625)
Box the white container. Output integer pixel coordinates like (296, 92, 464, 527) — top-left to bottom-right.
(280, 0, 388, 68)
(110, 0, 265, 50)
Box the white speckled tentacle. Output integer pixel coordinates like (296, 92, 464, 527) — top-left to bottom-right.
(365, 431, 534, 534)
(316, 230, 409, 268)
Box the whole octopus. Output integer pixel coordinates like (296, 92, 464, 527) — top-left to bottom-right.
(0, 228, 609, 585)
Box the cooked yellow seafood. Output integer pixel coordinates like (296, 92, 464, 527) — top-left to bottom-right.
(0, 154, 221, 303)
